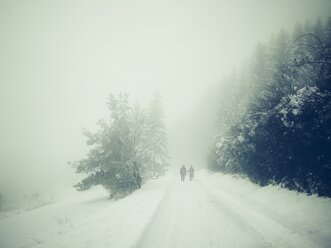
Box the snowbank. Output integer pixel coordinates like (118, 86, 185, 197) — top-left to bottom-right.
(0, 176, 171, 248)
(199, 170, 331, 247)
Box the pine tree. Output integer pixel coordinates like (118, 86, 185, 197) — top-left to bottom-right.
(210, 18, 331, 197)
(70, 93, 169, 198)
(145, 95, 169, 177)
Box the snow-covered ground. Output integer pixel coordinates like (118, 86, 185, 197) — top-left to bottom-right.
(1, 170, 330, 248)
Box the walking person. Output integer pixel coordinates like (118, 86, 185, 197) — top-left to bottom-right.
(180, 165, 186, 182)
(188, 165, 195, 181)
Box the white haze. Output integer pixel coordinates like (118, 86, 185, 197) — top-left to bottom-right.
(0, 0, 330, 195)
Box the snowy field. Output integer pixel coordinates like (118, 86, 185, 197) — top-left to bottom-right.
(1, 170, 331, 248)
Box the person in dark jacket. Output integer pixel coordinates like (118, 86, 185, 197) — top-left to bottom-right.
(180, 165, 186, 181)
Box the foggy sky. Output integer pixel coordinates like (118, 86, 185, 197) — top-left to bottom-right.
(0, 0, 330, 195)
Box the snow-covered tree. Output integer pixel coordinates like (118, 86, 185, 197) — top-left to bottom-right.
(210, 18, 331, 197)
(144, 95, 169, 177)
(70, 93, 168, 198)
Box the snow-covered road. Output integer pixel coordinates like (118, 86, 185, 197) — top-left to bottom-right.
(134, 175, 318, 248)
(1, 171, 330, 248)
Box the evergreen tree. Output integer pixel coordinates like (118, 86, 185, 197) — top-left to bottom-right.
(70, 93, 168, 198)
(145, 95, 169, 177)
(211, 18, 331, 197)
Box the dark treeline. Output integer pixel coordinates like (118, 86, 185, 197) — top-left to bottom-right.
(70, 93, 169, 198)
(209, 18, 331, 197)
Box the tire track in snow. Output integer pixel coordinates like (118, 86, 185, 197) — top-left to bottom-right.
(201, 184, 274, 247)
(132, 179, 175, 248)
(199, 177, 318, 248)
(132, 177, 275, 248)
